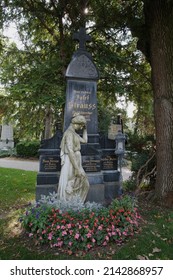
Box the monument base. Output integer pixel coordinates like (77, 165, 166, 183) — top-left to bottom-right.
(36, 170, 59, 201)
(36, 184, 58, 201)
(85, 170, 120, 204)
(86, 184, 105, 203)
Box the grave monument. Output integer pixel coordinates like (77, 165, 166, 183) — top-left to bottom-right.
(0, 121, 14, 150)
(36, 27, 121, 203)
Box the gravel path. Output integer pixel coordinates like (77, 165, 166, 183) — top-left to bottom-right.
(0, 157, 132, 180)
(0, 157, 39, 171)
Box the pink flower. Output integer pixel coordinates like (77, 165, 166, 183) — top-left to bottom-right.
(86, 232, 92, 238)
(87, 243, 92, 249)
(67, 224, 72, 229)
(92, 238, 96, 243)
(62, 230, 67, 236)
(29, 233, 33, 237)
(116, 229, 121, 236)
(48, 232, 53, 240)
(103, 241, 107, 246)
(56, 225, 60, 229)
(98, 225, 103, 230)
(68, 241, 73, 246)
(105, 235, 109, 241)
(84, 225, 89, 229)
(75, 233, 80, 239)
(61, 225, 65, 229)
(57, 241, 63, 247)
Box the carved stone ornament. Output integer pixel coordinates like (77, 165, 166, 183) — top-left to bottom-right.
(66, 54, 99, 80)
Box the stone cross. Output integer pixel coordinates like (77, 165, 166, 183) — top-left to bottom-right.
(73, 27, 91, 50)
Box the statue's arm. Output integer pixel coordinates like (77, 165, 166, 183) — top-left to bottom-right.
(79, 128, 88, 143)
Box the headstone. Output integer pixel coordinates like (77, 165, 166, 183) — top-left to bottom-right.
(0, 122, 14, 150)
(63, 27, 121, 203)
(36, 27, 122, 203)
(64, 27, 106, 203)
(36, 130, 62, 201)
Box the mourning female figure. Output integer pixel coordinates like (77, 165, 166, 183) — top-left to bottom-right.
(58, 114, 90, 202)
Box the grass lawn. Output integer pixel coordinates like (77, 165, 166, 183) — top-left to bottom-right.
(0, 167, 173, 260)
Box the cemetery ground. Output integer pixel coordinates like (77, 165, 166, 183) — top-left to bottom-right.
(0, 167, 173, 260)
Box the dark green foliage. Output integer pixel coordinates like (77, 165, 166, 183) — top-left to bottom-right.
(131, 152, 149, 173)
(16, 140, 40, 157)
(126, 132, 155, 154)
(126, 132, 156, 190)
(0, 0, 154, 140)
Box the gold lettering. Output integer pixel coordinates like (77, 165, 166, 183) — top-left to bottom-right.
(73, 90, 91, 95)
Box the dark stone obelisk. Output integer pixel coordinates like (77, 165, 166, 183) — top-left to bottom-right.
(63, 27, 105, 202)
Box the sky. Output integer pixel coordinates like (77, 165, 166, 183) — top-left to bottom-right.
(3, 22, 23, 49)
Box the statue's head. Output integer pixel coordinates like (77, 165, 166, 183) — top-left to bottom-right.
(71, 113, 86, 125)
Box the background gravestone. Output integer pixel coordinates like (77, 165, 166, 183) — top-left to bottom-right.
(0, 122, 14, 150)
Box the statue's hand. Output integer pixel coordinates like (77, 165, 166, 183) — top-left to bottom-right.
(75, 169, 85, 178)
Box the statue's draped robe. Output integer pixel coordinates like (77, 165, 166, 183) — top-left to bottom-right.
(58, 125, 89, 202)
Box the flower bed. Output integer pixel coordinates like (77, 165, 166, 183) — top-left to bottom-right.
(20, 195, 141, 253)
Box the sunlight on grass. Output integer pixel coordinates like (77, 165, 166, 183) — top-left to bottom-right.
(0, 168, 36, 213)
(4, 210, 23, 238)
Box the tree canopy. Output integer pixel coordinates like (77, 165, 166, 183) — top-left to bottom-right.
(0, 0, 153, 139)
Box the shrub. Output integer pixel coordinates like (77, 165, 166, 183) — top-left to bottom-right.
(126, 132, 156, 191)
(20, 195, 141, 253)
(16, 140, 40, 157)
(0, 148, 16, 158)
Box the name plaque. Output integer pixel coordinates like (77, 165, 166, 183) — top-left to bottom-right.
(64, 80, 98, 134)
(40, 155, 61, 172)
(108, 123, 122, 140)
(82, 155, 101, 172)
(101, 152, 117, 171)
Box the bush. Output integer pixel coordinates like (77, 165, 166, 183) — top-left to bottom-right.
(126, 132, 156, 190)
(20, 195, 141, 253)
(16, 140, 40, 157)
(0, 148, 16, 158)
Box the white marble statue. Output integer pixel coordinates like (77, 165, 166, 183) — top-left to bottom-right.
(58, 114, 90, 202)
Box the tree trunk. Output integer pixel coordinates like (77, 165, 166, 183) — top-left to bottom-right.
(144, 0, 173, 197)
(44, 106, 52, 139)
